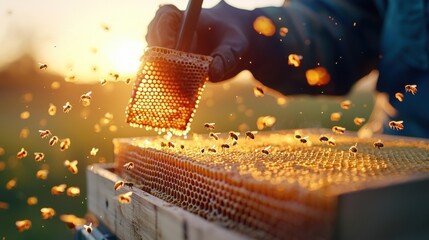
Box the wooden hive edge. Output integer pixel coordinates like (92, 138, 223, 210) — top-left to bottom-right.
(86, 163, 250, 240)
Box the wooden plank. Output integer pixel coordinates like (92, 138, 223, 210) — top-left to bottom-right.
(86, 163, 248, 240)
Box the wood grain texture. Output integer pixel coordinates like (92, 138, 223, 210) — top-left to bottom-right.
(86, 163, 248, 240)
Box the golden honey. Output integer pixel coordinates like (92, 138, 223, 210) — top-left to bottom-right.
(114, 130, 429, 239)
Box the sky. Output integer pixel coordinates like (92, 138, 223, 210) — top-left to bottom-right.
(0, 0, 283, 83)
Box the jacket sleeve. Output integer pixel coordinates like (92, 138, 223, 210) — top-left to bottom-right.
(248, 0, 383, 96)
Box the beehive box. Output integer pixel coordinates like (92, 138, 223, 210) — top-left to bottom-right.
(87, 129, 429, 240)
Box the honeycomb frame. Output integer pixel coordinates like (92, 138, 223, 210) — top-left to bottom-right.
(126, 46, 213, 136)
(114, 129, 429, 239)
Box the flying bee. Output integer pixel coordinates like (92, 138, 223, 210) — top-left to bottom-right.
(64, 160, 78, 174)
(168, 141, 175, 148)
(84, 223, 93, 234)
(373, 139, 384, 149)
(63, 102, 72, 113)
(330, 112, 342, 121)
(111, 73, 119, 81)
(90, 147, 99, 156)
(66, 187, 80, 197)
(353, 117, 366, 126)
(319, 135, 329, 142)
(245, 131, 257, 139)
(118, 192, 133, 204)
(204, 123, 215, 130)
(221, 143, 230, 149)
(80, 91, 92, 106)
(288, 54, 303, 67)
(300, 136, 309, 144)
(39, 129, 52, 138)
(232, 140, 238, 146)
(125, 78, 132, 84)
(124, 181, 134, 189)
(48, 103, 57, 116)
(229, 131, 239, 141)
(180, 144, 185, 149)
(114, 180, 124, 190)
(16, 148, 28, 159)
(332, 126, 346, 134)
(100, 79, 107, 86)
(160, 142, 167, 147)
(51, 184, 67, 195)
(349, 143, 358, 154)
(40, 207, 56, 219)
(262, 146, 271, 155)
(6, 178, 17, 190)
(405, 84, 417, 95)
(60, 138, 71, 151)
(208, 145, 217, 153)
(209, 132, 220, 140)
(123, 162, 134, 170)
(327, 137, 336, 146)
(36, 169, 49, 180)
(395, 92, 404, 102)
(340, 100, 352, 110)
(294, 130, 302, 139)
(49, 136, 59, 146)
(253, 86, 265, 97)
(39, 63, 48, 70)
(15, 220, 32, 232)
(200, 148, 205, 153)
(34, 152, 45, 162)
(389, 120, 404, 130)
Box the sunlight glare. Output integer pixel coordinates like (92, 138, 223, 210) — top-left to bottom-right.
(107, 39, 142, 76)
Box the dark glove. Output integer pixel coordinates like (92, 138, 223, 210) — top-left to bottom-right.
(146, 2, 280, 83)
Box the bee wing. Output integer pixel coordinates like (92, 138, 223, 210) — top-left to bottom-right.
(263, 146, 272, 151)
(397, 121, 404, 124)
(70, 160, 78, 166)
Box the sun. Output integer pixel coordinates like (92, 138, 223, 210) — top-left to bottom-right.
(107, 39, 142, 76)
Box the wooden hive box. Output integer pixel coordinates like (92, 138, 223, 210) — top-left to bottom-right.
(87, 129, 429, 240)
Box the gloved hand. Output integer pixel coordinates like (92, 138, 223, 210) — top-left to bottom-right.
(146, 1, 282, 83)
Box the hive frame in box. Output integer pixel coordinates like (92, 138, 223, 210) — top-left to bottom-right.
(86, 163, 248, 240)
